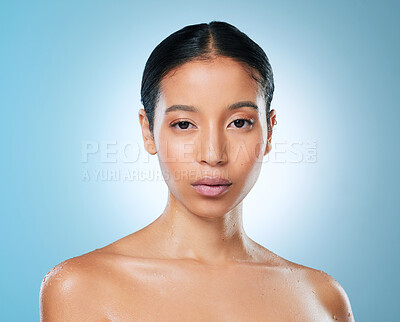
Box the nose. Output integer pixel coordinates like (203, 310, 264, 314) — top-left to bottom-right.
(196, 125, 228, 167)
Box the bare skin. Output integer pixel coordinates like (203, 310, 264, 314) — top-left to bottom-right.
(40, 57, 354, 321)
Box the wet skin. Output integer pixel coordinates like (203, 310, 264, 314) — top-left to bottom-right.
(40, 57, 354, 321)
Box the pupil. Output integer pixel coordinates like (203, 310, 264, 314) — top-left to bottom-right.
(179, 121, 189, 129)
(234, 119, 245, 127)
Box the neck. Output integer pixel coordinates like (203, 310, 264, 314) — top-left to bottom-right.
(149, 191, 255, 265)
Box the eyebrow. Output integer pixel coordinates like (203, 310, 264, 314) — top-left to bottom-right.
(164, 101, 258, 114)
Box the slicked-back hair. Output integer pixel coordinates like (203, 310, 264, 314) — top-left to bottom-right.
(140, 21, 274, 134)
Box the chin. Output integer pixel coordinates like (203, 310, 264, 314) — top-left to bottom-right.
(167, 180, 251, 218)
(188, 205, 235, 219)
(180, 193, 243, 219)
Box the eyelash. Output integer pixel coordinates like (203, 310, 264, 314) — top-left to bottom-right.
(170, 118, 254, 130)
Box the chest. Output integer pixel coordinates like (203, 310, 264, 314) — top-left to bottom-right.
(102, 265, 330, 321)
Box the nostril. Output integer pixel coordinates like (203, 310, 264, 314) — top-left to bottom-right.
(195, 134, 228, 166)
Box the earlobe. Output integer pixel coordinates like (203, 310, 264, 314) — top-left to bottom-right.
(138, 109, 157, 155)
(264, 141, 272, 156)
(264, 109, 277, 156)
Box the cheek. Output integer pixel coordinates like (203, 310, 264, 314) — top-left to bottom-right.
(156, 128, 196, 164)
(156, 134, 196, 186)
(254, 140, 266, 160)
(229, 134, 265, 165)
(228, 134, 265, 187)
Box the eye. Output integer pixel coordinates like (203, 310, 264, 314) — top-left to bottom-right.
(228, 118, 254, 129)
(170, 120, 196, 130)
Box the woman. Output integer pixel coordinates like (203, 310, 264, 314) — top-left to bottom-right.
(40, 21, 354, 321)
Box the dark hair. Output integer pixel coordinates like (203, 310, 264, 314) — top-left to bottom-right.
(140, 20, 274, 134)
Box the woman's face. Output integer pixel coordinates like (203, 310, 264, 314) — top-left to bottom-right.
(140, 56, 275, 218)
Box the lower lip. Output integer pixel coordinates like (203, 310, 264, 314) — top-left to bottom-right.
(191, 184, 231, 197)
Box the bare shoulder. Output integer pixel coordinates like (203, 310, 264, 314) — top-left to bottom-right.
(301, 265, 354, 321)
(39, 251, 112, 321)
(253, 243, 354, 320)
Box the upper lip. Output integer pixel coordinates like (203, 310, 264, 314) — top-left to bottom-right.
(192, 176, 232, 186)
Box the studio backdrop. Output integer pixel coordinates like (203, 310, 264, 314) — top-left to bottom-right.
(1, 1, 399, 321)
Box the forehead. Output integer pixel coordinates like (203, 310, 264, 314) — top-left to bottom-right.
(159, 57, 262, 109)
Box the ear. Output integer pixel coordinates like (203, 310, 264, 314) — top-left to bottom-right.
(138, 109, 157, 155)
(264, 109, 277, 156)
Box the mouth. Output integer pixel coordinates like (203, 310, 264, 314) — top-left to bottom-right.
(191, 176, 232, 197)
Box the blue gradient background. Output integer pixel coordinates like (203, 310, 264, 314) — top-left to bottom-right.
(1, 1, 399, 320)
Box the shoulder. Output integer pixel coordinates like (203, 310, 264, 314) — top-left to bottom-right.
(303, 267, 354, 321)
(39, 251, 111, 321)
(254, 244, 354, 321)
